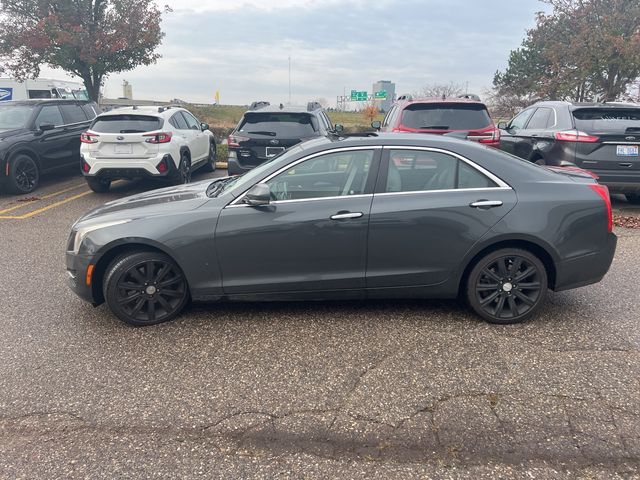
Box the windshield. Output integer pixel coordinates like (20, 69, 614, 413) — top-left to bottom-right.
(91, 115, 163, 133)
(208, 144, 305, 197)
(0, 104, 34, 130)
(573, 108, 640, 132)
(401, 103, 492, 130)
(238, 112, 318, 137)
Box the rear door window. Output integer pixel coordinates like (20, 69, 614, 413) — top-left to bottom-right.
(400, 103, 492, 130)
(170, 112, 189, 130)
(238, 112, 318, 137)
(526, 107, 553, 129)
(180, 111, 201, 130)
(60, 104, 88, 124)
(91, 115, 163, 133)
(573, 108, 640, 133)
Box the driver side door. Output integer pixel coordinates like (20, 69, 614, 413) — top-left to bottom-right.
(215, 147, 381, 296)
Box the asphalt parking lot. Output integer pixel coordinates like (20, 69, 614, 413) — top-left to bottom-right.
(1, 169, 639, 479)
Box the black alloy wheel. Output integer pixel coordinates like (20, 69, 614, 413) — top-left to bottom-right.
(8, 155, 40, 194)
(104, 251, 189, 326)
(466, 248, 547, 324)
(174, 154, 192, 185)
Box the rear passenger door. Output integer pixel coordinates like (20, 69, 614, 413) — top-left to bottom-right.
(366, 147, 517, 293)
(180, 111, 208, 162)
(59, 103, 90, 166)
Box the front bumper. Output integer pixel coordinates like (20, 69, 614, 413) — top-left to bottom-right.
(554, 232, 617, 291)
(66, 251, 98, 303)
(82, 154, 177, 180)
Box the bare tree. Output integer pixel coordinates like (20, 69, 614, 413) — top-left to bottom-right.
(416, 82, 465, 99)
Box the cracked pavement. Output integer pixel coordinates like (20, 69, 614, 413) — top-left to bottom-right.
(0, 173, 639, 478)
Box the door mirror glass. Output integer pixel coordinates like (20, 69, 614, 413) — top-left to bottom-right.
(371, 120, 382, 130)
(334, 124, 344, 133)
(497, 121, 508, 130)
(39, 123, 55, 131)
(244, 183, 271, 206)
(201, 122, 209, 131)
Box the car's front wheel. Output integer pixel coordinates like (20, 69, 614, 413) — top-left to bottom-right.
(465, 248, 548, 324)
(7, 154, 40, 194)
(103, 251, 190, 326)
(86, 177, 111, 193)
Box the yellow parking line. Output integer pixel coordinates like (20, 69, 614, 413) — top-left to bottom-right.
(0, 190, 93, 220)
(0, 182, 87, 215)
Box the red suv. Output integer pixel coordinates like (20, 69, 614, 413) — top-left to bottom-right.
(375, 94, 500, 147)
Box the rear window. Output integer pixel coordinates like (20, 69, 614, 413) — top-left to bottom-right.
(238, 112, 318, 137)
(401, 103, 492, 130)
(91, 115, 163, 133)
(573, 108, 640, 132)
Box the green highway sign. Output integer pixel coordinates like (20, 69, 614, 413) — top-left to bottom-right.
(350, 90, 368, 101)
(374, 91, 387, 99)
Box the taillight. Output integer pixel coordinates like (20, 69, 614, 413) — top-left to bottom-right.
(589, 184, 612, 233)
(555, 130, 599, 143)
(80, 132, 99, 144)
(144, 132, 172, 144)
(227, 134, 249, 148)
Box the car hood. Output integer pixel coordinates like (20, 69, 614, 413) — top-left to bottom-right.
(78, 180, 213, 224)
(0, 127, 27, 139)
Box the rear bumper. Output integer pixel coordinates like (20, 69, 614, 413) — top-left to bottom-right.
(82, 154, 177, 180)
(553, 232, 617, 291)
(590, 169, 640, 193)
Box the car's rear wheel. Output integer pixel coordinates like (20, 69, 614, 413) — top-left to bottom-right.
(104, 251, 189, 326)
(202, 141, 217, 172)
(173, 154, 192, 185)
(7, 154, 40, 194)
(86, 177, 111, 193)
(625, 193, 640, 205)
(466, 248, 547, 324)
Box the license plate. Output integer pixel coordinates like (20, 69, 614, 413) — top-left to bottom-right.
(266, 147, 285, 158)
(114, 144, 133, 154)
(616, 145, 639, 157)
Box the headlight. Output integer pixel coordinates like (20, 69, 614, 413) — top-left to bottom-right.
(69, 219, 131, 254)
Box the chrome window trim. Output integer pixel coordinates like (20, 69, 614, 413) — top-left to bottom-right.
(227, 146, 382, 207)
(382, 145, 512, 189)
(375, 186, 512, 198)
(226, 193, 373, 209)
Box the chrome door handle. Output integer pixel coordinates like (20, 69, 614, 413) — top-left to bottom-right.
(330, 212, 364, 220)
(470, 200, 503, 209)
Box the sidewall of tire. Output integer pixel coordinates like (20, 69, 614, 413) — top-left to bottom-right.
(7, 154, 40, 194)
(103, 251, 189, 326)
(465, 248, 548, 325)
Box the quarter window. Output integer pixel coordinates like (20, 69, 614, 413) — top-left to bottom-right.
(385, 149, 497, 193)
(59, 104, 88, 124)
(34, 106, 64, 128)
(266, 150, 375, 201)
(170, 113, 189, 130)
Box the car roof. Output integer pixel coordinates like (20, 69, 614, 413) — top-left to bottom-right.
(533, 100, 640, 110)
(96, 106, 186, 118)
(245, 105, 322, 114)
(394, 96, 487, 108)
(0, 99, 91, 106)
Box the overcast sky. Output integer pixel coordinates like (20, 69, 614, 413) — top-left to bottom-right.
(41, 0, 546, 106)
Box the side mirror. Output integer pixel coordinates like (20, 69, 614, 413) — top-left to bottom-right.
(497, 121, 508, 130)
(244, 183, 271, 206)
(201, 123, 210, 131)
(334, 124, 344, 133)
(371, 120, 382, 130)
(39, 123, 55, 132)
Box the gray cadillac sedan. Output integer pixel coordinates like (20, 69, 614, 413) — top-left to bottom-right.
(66, 133, 617, 326)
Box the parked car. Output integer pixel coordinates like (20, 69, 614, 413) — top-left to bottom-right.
(498, 101, 640, 204)
(0, 99, 99, 194)
(80, 106, 217, 192)
(227, 101, 338, 175)
(373, 94, 500, 147)
(66, 133, 616, 327)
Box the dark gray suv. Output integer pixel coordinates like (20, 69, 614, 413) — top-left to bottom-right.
(499, 101, 640, 203)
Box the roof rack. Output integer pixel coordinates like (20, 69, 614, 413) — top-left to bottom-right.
(396, 94, 413, 102)
(458, 93, 481, 101)
(249, 101, 270, 110)
(307, 101, 322, 112)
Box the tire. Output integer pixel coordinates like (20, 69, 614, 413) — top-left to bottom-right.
(625, 194, 640, 205)
(201, 141, 217, 172)
(6, 154, 40, 194)
(465, 248, 548, 325)
(172, 153, 192, 185)
(86, 177, 111, 193)
(103, 251, 189, 326)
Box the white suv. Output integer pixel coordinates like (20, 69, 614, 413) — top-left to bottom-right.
(80, 106, 216, 192)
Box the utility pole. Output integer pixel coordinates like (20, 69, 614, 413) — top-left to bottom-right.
(288, 56, 291, 105)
